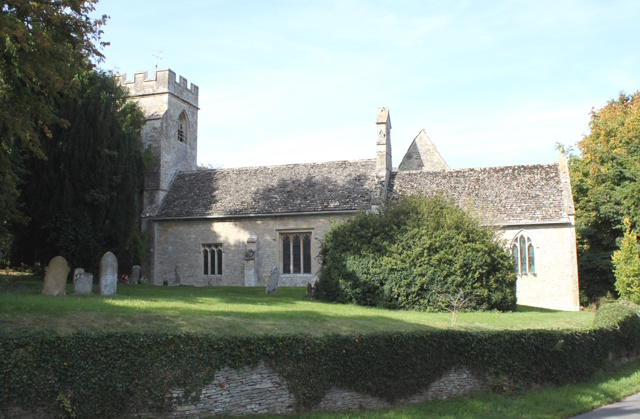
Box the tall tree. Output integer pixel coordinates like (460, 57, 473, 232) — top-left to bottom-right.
(569, 92, 640, 301)
(0, 0, 106, 244)
(12, 70, 146, 270)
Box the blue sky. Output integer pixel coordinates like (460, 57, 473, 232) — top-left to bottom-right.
(93, 1, 640, 169)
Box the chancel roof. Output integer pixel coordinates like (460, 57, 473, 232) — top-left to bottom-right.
(156, 159, 378, 218)
(389, 163, 569, 225)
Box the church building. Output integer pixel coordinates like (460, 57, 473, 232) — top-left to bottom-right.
(117, 69, 580, 311)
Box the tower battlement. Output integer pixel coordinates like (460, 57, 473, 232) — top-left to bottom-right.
(116, 69, 198, 107)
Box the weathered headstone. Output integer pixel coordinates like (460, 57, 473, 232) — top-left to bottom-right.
(74, 273, 93, 295)
(305, 282, 312, 297)
(266, 267, 279, 294)
(99, 251, 118, 296)
(42, 256, 69, 296)
(131, 265, 141, 284)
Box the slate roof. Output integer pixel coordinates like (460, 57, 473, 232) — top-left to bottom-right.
(156, 159, 378, 218)
(389, 163, 569, 225)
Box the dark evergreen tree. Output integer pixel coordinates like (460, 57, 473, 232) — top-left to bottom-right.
(12, 70, 146, 271)
(0, 1, 106, 244)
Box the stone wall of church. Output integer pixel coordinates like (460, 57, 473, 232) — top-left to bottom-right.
(152, 213, 354, 287)
(499, 220, 580, 311)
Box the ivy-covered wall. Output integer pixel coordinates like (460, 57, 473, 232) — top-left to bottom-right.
(1, 303, 638, 418)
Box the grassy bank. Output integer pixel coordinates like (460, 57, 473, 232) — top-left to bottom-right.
(266, 359, 640, 418)
(0, 273, 593, 335)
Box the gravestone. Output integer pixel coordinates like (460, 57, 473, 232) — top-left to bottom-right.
(131, 265, 141, 284)
(73, 268, 84, 280)
(74, 273, 93, 295)
(99, 251, 118, 296)
(42, 256, 69, 296)
(266, 267, 279, 294)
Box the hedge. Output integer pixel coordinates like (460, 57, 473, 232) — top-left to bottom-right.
(1, 303, 639, 417)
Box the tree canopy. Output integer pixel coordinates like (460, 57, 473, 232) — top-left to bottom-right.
(313, 194, 517, 312)
(568, 92, 640, 301)
(0, 0, 106, 243)
(11, 70, 146, 270)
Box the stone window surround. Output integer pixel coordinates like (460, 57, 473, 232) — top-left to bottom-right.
(202, 243, 222, 276)
(277, 228, 314, 276)
(177, 111, 188, 143)
(511, 231, 536, 276)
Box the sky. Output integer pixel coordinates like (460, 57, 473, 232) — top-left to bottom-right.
(92, 1, 640, 170)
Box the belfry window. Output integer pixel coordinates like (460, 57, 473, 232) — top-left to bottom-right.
(281, 233, 312, 274)
(202, 244, 222, 275)
(177, 112, 187, 143)
(511, 233, 535, 275)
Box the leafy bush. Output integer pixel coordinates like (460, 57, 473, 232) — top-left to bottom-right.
(314, 194, 517, 311)
(593, 300, 640, 353)
(612, 222, 640, 304)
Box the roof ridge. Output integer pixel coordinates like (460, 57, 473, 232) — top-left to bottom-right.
(193, 158, 376, 173)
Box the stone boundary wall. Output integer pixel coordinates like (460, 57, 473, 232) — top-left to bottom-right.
(161, 362, 491, 417)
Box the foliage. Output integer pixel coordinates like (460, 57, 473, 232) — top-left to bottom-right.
(567, 92, 640, 301)
(0, 303, 637, 417)
(0, 0, 106, 241)
(314, 194, 517, 311)
(10, 70, 146, 271)
(612, 220, 640, 304)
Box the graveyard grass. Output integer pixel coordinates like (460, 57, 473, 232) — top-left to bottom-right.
(0, 271, 593, 335)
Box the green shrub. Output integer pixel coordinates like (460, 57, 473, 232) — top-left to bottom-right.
(612, 222, 640, 304)
(314, 194, 517, 311)
(593, 300, 640, 353)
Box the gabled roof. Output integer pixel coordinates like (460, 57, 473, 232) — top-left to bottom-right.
(398, 129, 449, 171)
(389, 163, 569, 225)
(155, 159, 377, 219)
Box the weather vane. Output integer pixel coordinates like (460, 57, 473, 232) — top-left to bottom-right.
(152, 50, 164, 69)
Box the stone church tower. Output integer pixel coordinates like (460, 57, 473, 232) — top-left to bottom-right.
(116, 69, 199, 278)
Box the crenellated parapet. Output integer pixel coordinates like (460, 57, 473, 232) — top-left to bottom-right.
(116, 68, 198, 107)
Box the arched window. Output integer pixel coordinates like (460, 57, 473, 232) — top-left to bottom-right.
(202, 244, 222, 275)
(177, 111, 188, 143)
(511, 233, 536, 275)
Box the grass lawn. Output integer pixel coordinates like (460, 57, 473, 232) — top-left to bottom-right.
(268, 359, 640, 419)
(0, 271, 594, 335)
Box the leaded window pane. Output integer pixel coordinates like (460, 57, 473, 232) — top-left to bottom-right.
(217, 248, 223, 275)
(292, 235, 301, 273)
(512, 244, 519, 274)
(519, 235, 527, 274)
(282, 235, 291, 274)
(303, 234, 311, 274)
(203, 249, 209, 275)
(527, 240, 535, 274)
